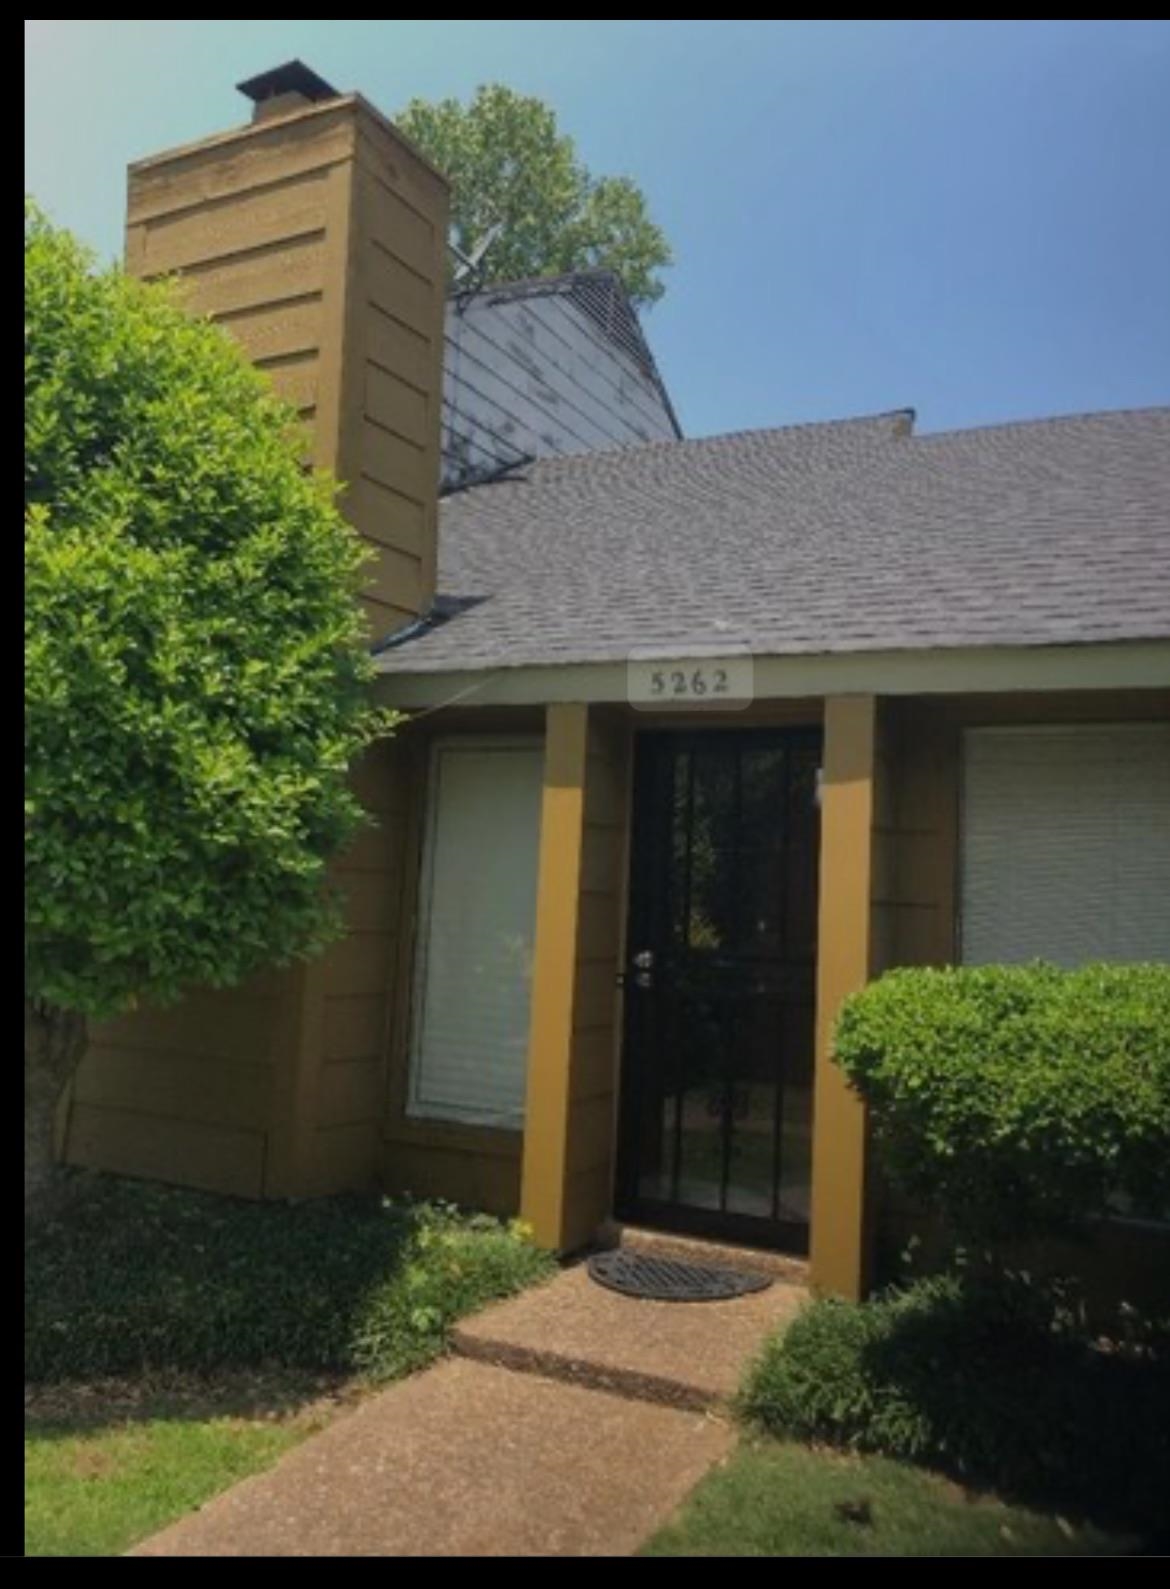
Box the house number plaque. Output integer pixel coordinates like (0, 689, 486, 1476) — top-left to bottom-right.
(627, 647, 754, 711)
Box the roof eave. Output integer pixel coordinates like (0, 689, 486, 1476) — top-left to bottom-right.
(373, 639, 1170, 710)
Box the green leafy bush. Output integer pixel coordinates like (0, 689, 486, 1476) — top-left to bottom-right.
(740, 1275, 1170, 1528)
(26, 202, 388, 1019)
(834, 964, 1170, 1243)
(25, 1176, 554, 1383)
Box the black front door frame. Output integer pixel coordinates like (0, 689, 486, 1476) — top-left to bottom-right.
(614, 724, 822, 1255)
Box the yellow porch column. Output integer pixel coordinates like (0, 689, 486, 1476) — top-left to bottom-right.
(520, 703, 589, 1249)
(810, 695, 877, 1299)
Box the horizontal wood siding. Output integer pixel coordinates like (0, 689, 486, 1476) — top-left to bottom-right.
(67, 1104, 266, 1198)
(72, 106, 349, 1198)
(136, 170, 331, 276)
(381, 1141, 522, 1215)
(68, 96, 447, 1200)
(287, 106, 447, 1191)
(164, 234, 327, 319)
(297, 737, 409, 1195)
(126, 105, 357, 223)
(215, 294, 323, 364)
(337, 114, 447, 640)
(128, 119, 346, 435)
(128, 94, 447, 642)
(64, 972, 281, 1196)
(72, 1048, 272, 1132)
(299, 1121, 382, 1198)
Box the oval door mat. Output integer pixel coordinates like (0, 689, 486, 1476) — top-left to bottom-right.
(587, 1249, 773, 1302)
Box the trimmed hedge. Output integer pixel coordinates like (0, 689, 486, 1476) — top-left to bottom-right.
(25, 1176, 554, 1383)
(740, 1274, 1170, 1528)
(834, 963, 1170, 1243)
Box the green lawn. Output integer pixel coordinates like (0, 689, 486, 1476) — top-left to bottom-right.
(25, 1177, 556, 1556)
(25, 1372, 356, 1558)
(643, 1440, 1140, 1558)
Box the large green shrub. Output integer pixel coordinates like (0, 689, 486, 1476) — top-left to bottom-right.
(25, 1176, 554, 1383)
(834, 964, 1170, 1243)
(740, 1275, 1170, 1527)
(25, 203, 383, 1016)
(25, 204, 390, 1210)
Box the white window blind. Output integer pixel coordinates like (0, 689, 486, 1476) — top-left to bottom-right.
(960, 723, 1170, 967)
(408, 737, 543, 1128)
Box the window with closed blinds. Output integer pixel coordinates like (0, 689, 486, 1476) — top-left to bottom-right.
(408, 737, 544, 1128)
(960, 723, 1170, 967)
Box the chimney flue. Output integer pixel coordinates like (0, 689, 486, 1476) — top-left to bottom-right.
(236, 59, 339, 124)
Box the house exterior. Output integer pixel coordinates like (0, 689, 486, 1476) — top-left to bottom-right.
(441, 271, 681, 492)
(60, 68, 1170, 1307)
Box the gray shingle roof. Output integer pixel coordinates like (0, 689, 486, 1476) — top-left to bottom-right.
(375, 406, 1170, 675)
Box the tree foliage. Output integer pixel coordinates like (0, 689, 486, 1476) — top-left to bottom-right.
(834, 963, 1170, 1244)
(25, 203, 385, 1021)
(395, 84, 672, 307)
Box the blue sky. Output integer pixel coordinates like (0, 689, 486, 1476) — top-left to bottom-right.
(24, 20, 1170, 437)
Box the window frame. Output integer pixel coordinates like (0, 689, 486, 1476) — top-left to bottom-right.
(957, 719, 1170, 1230)
(405, 732, 545, 1130)
(957, 719, 1170, 969)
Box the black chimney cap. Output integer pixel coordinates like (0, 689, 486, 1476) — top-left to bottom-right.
(236, 60, 339, 107)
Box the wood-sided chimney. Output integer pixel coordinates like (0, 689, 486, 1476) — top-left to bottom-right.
(124, 60, 449, 639)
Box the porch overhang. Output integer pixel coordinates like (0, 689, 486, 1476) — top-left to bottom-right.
(416, 672, 1169, 1304)
(374, 640, 1170, 711)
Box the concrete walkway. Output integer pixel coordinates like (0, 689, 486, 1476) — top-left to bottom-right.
(454, 1256, 806, 1410)
(132, 1257, 808, 1557)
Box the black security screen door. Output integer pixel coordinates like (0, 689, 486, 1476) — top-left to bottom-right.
(616, 728, 822, 1253)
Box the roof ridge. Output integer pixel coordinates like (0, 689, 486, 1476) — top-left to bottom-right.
(450, 266, 621, 304)
(919, 404, 1170, 443)
(495, 407, 916, 480)
(671, 407, 916, 447)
